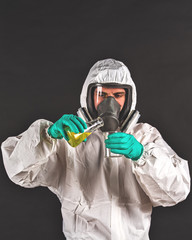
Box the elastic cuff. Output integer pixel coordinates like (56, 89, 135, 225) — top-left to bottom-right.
(45, 127, 58, 141)
(47, 125, 63, 139)
(133, 146, 148, 166)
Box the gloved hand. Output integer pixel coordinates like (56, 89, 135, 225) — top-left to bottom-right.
(48, 114, 87, 140)
(105, 132, 144, 161)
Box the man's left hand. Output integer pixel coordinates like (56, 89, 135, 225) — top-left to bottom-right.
(105, 132, 144, 161)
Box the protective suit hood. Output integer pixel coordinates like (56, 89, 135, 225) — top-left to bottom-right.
(80, 59, 137, 120)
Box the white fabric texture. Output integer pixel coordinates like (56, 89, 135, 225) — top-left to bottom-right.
(1, 59, 191, 240)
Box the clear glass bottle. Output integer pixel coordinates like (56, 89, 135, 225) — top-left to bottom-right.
(65, 117, 104, 147)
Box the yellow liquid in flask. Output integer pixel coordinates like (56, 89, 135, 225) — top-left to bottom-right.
(67, 131, 91, 147)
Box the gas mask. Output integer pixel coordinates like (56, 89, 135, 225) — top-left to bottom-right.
(86, 84, 132, 127)
(97, 97, 121, 132)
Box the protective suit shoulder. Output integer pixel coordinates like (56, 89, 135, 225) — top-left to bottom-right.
(130, 122, 161, 136)
(1, 119, 68, 190)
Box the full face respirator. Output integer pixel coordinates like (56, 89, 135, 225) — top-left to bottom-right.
(78, 83, 140, 133)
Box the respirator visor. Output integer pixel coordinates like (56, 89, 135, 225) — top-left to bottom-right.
(86, 83, 132, 126)
(94, 86, 126, 111)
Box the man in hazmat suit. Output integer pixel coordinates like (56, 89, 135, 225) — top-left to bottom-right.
(1, 59, 190, 240)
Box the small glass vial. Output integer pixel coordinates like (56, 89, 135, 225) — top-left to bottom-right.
(65, 117, 104, 147)
(104, 132, 121, 158)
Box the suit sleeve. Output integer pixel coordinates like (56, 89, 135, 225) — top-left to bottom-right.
(131, 123, 191, 207)
(1, 119, 67, 190)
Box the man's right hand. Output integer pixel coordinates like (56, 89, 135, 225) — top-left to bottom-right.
(48, 114, 87, 140)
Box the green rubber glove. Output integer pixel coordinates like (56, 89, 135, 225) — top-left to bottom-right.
(48, 114, 87, 141)
(105, 132, 144, 161)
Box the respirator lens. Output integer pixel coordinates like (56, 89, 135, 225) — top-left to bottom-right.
(93, 86, 126, 111)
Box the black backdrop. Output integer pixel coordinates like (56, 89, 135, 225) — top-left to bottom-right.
(1, 0, 192, 239)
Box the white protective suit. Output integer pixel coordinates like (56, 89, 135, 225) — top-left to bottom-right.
(1, 59, 191, 240)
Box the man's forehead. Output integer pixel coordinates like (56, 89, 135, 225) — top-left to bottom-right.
(95, 87, 125, 93)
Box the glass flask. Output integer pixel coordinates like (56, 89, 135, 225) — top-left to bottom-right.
(65, 117, 104, 147)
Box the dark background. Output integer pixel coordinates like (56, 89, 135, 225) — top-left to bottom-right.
(1, 0, 192, 239)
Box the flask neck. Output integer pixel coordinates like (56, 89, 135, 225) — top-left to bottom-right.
(84, 117, 104, 133)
